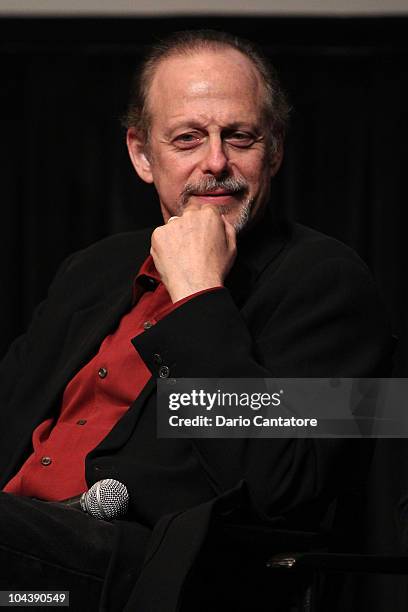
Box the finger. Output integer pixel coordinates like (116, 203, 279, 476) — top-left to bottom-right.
(221, 214, 237, 251)
(181, 202, 221, 215)
(167, 216, 180, 223)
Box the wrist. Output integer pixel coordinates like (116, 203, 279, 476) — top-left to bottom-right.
(168, 279, 223, 303)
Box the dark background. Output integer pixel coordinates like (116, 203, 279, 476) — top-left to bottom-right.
(1, 16, 407, 372)
(1, 15, 407, 610)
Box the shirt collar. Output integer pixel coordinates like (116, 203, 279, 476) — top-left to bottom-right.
(132, 255, 161, 303)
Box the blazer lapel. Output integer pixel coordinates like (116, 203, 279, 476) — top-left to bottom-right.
(56, 284, 134, 390)
(48, 230, 153, 407)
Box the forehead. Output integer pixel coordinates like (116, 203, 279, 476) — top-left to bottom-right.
(147, 48, 265, 127)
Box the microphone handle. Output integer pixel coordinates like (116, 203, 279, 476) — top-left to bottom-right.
(55, 494, 83, 509)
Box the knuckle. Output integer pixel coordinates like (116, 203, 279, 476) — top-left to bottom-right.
(151, 226, 163, 243)
(204, 204, 216, 215)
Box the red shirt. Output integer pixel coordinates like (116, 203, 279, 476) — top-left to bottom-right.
(4, 256, 219, 501)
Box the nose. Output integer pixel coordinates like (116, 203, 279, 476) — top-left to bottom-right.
(199, 135, 229, 177)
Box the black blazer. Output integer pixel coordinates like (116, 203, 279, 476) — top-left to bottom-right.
(0, 215, 392, 611)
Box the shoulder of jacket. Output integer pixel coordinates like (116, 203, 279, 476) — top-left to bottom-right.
(282, 223, 370, 273)
(62, 229, 152, 273)
(47, 229, 153, 296)
(72, 229, 152, 262)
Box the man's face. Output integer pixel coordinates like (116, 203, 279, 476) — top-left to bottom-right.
(127, 48, 282, 231)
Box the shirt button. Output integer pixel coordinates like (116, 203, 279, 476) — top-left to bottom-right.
(153, 353, 163, 364)
(77, 419, 87, 425)
(159, 365, 170, 378)
(41, 456, 52, 466)
(143, 321, 153, 330)
(98, 367, 108, 379)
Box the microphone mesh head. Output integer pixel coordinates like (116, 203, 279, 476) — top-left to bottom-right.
(80, 479, 129, 520)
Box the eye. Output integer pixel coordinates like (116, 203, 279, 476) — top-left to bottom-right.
(225, 131, 256, 148)
(173, 132, 202, 149)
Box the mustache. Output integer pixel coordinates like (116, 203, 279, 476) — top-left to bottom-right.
(180, 176, 248, 207)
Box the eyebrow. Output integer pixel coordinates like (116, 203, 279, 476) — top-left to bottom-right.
(165, 120, 261, 137)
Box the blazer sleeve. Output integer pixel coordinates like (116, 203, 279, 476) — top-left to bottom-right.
(131, 254, 392, 521)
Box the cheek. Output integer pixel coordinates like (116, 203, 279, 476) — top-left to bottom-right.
(153, 166, 193, 209)
(234, 152, 269, 182)
(245, 164, 270, 193)
(156, 155, 196, 187)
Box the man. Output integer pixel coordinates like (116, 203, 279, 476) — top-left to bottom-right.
(0, 30, 391, 611)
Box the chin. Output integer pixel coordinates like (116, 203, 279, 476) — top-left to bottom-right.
(229, 201, 253, 233)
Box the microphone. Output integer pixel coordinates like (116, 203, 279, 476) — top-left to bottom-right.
(80, 479, 129, 520)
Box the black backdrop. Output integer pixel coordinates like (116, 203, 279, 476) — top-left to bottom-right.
(1, 15, 408, 610)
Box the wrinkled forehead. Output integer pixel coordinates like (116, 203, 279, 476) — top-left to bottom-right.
(146, 48, 266, 119)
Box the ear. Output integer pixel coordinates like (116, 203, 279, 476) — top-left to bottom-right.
(126, 127, 154, 184)
(269, 139, 284, 177)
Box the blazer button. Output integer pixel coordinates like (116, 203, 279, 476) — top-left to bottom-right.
(159, 365, 170, 378)
(98, 367, 108, 379)
(41, 456, 52, 466)
(143, 321, 153, 330)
